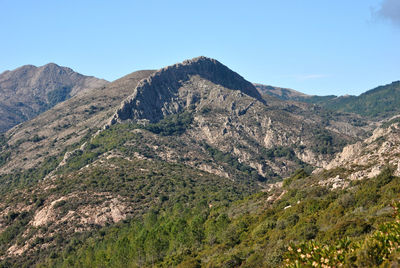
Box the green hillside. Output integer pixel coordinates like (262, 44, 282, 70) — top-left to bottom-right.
(257, 81, 400, 120)
(323, 81, 400, 119)
(39, 167, 400, 267)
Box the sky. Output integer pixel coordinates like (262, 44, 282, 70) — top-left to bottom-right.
(0, 0, 399, 96)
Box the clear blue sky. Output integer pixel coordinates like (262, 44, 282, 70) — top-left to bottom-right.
(1, 0, 399, 96)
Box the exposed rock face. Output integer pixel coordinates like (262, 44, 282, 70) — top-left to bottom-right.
(101, 57, 369, 180)
(109, 56, 264, 125)
(0, 63, 108, 132)
(317, 119, 400, 189)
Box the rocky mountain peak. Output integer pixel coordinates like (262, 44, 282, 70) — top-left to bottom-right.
(0, 63, 108, 132)
(108, 56, 264, 126)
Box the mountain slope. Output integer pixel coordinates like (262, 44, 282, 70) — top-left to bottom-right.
(255, 83, 337, 104)
(110, 56, 265, 125)
(256, 81, 400, 120)
(105, 56, 370, 180)
(321, 81, 400, 119)
(40, 121, 400, 267)
(0, 70, 154, 175)
(0, 63, 108, 132)
(255, 83, 311, 101)
(0, 57, 370, 181)
(0, 57, 379, 266)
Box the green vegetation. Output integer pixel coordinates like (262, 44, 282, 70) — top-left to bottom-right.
(265, 146, 297, 159)
(203, 143, 264, 181)
(0, 151, 10, 167)
(310, 129, 347, 155)
(139, 111, 194, 136)
(259, 146, 313, 176)
(286, 203, 400, 267)
(0, 155, 61, 195)
(269, 81, 400, 120)
(0, 134, 7, 148)
(34, 167, 400, 267)
(0, 134, 9, 167)
(381, 117, 400, 129)
(0, 156, 255, 267)
(46, 86, 72, 108)
(29, 134, 46, 143)
(59, 111, 193, 173)
(0, 101, 397, 267)
(0, 211, 31, 251)
(317, 81, 400, 119)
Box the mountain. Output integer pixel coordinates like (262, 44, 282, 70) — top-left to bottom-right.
(42, 117, 400, 267)
(0, 57, 398, 267)
(255, 83, 312, 101)
(0, 63, 108, 132)
(0, 69, 155, 174)
(1, 57, 370, 181)
(256, 81, 400, 120)
(48, 113, 400, 268)
(103, 56, 370, 179)
(320, 81, 400, 119)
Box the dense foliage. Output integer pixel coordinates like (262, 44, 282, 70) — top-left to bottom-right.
(37, 167, 400, 267)
(285, 203, 400, 267)
(139, 111, 194, 136)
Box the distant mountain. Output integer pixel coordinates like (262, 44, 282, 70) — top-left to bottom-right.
(320, 81, 400, 119)
(255, 84, 311, 101)
(0, 63, 108, 132)
(1, 69, 155, 174)
(256, 81, 400, 120)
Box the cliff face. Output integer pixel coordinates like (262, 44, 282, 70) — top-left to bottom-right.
(109, 56, 264, 125)
(0, 63, 108, 132)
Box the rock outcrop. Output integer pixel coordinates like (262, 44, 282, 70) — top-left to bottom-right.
(316, 118, 400, 189)
(108, 56, 264, 125)
(97, 57, 370, 180)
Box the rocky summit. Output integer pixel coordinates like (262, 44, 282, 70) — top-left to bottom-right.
(109, 56, 265, 125)
(0, 63, 108, 132)
(0, 57, 399, 267)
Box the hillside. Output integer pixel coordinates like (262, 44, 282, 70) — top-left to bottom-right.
(256, 81, 400, 120)
(0, 70, 155, 174)
(255, 84, 313, 101)
(0, 63, 108, 132)
(104, 57, 370, 180)
(321, 81, 400, 119)
(40, 120, 400, 267)
(0, 57, 370, 181)
(0, 57, 397, 267)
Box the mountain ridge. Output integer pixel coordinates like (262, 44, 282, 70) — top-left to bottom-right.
(0, 63, 108, 132)
(0, 57, 398, 267)
(256, 80, 400, 120)
(108, 56, 265, 126)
